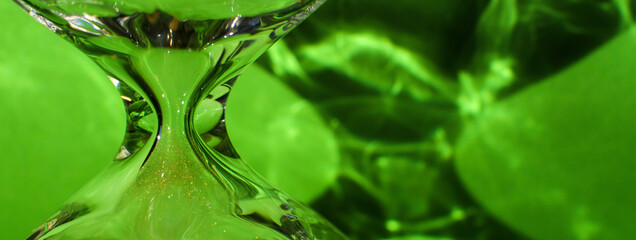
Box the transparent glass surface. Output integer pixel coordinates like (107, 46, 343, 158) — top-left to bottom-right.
(13, 0, 347, 239)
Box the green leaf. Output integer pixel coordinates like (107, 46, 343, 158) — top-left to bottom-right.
(226, 65, 339, 203)
(456, 27, 636, 240)
(0, 2, 124, 239)
(382, 235, 453, 240)
(296, 31, 449, 101)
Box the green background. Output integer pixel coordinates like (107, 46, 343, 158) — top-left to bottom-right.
(1, 1, 635, 239)
(0, 1, 123, 238)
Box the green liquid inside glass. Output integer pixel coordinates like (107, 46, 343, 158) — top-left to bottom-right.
(35, 0, 301, 19)
(15, 0, 346, 239)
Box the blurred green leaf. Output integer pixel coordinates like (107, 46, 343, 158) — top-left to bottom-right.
(267, 36, 459, 143)
(456, 27, 636, 240)
(0, 1, 124, 238)
(382, 235, 453, 240)
(226, 65, 339, 203)
(297, 31, 448, 100)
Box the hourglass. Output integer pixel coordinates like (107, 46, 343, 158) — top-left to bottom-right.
(14, 0, 347, 239)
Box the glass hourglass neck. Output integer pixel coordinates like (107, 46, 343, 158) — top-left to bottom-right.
(9, 1, 325, 154)
(15, 0, 347, 239)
